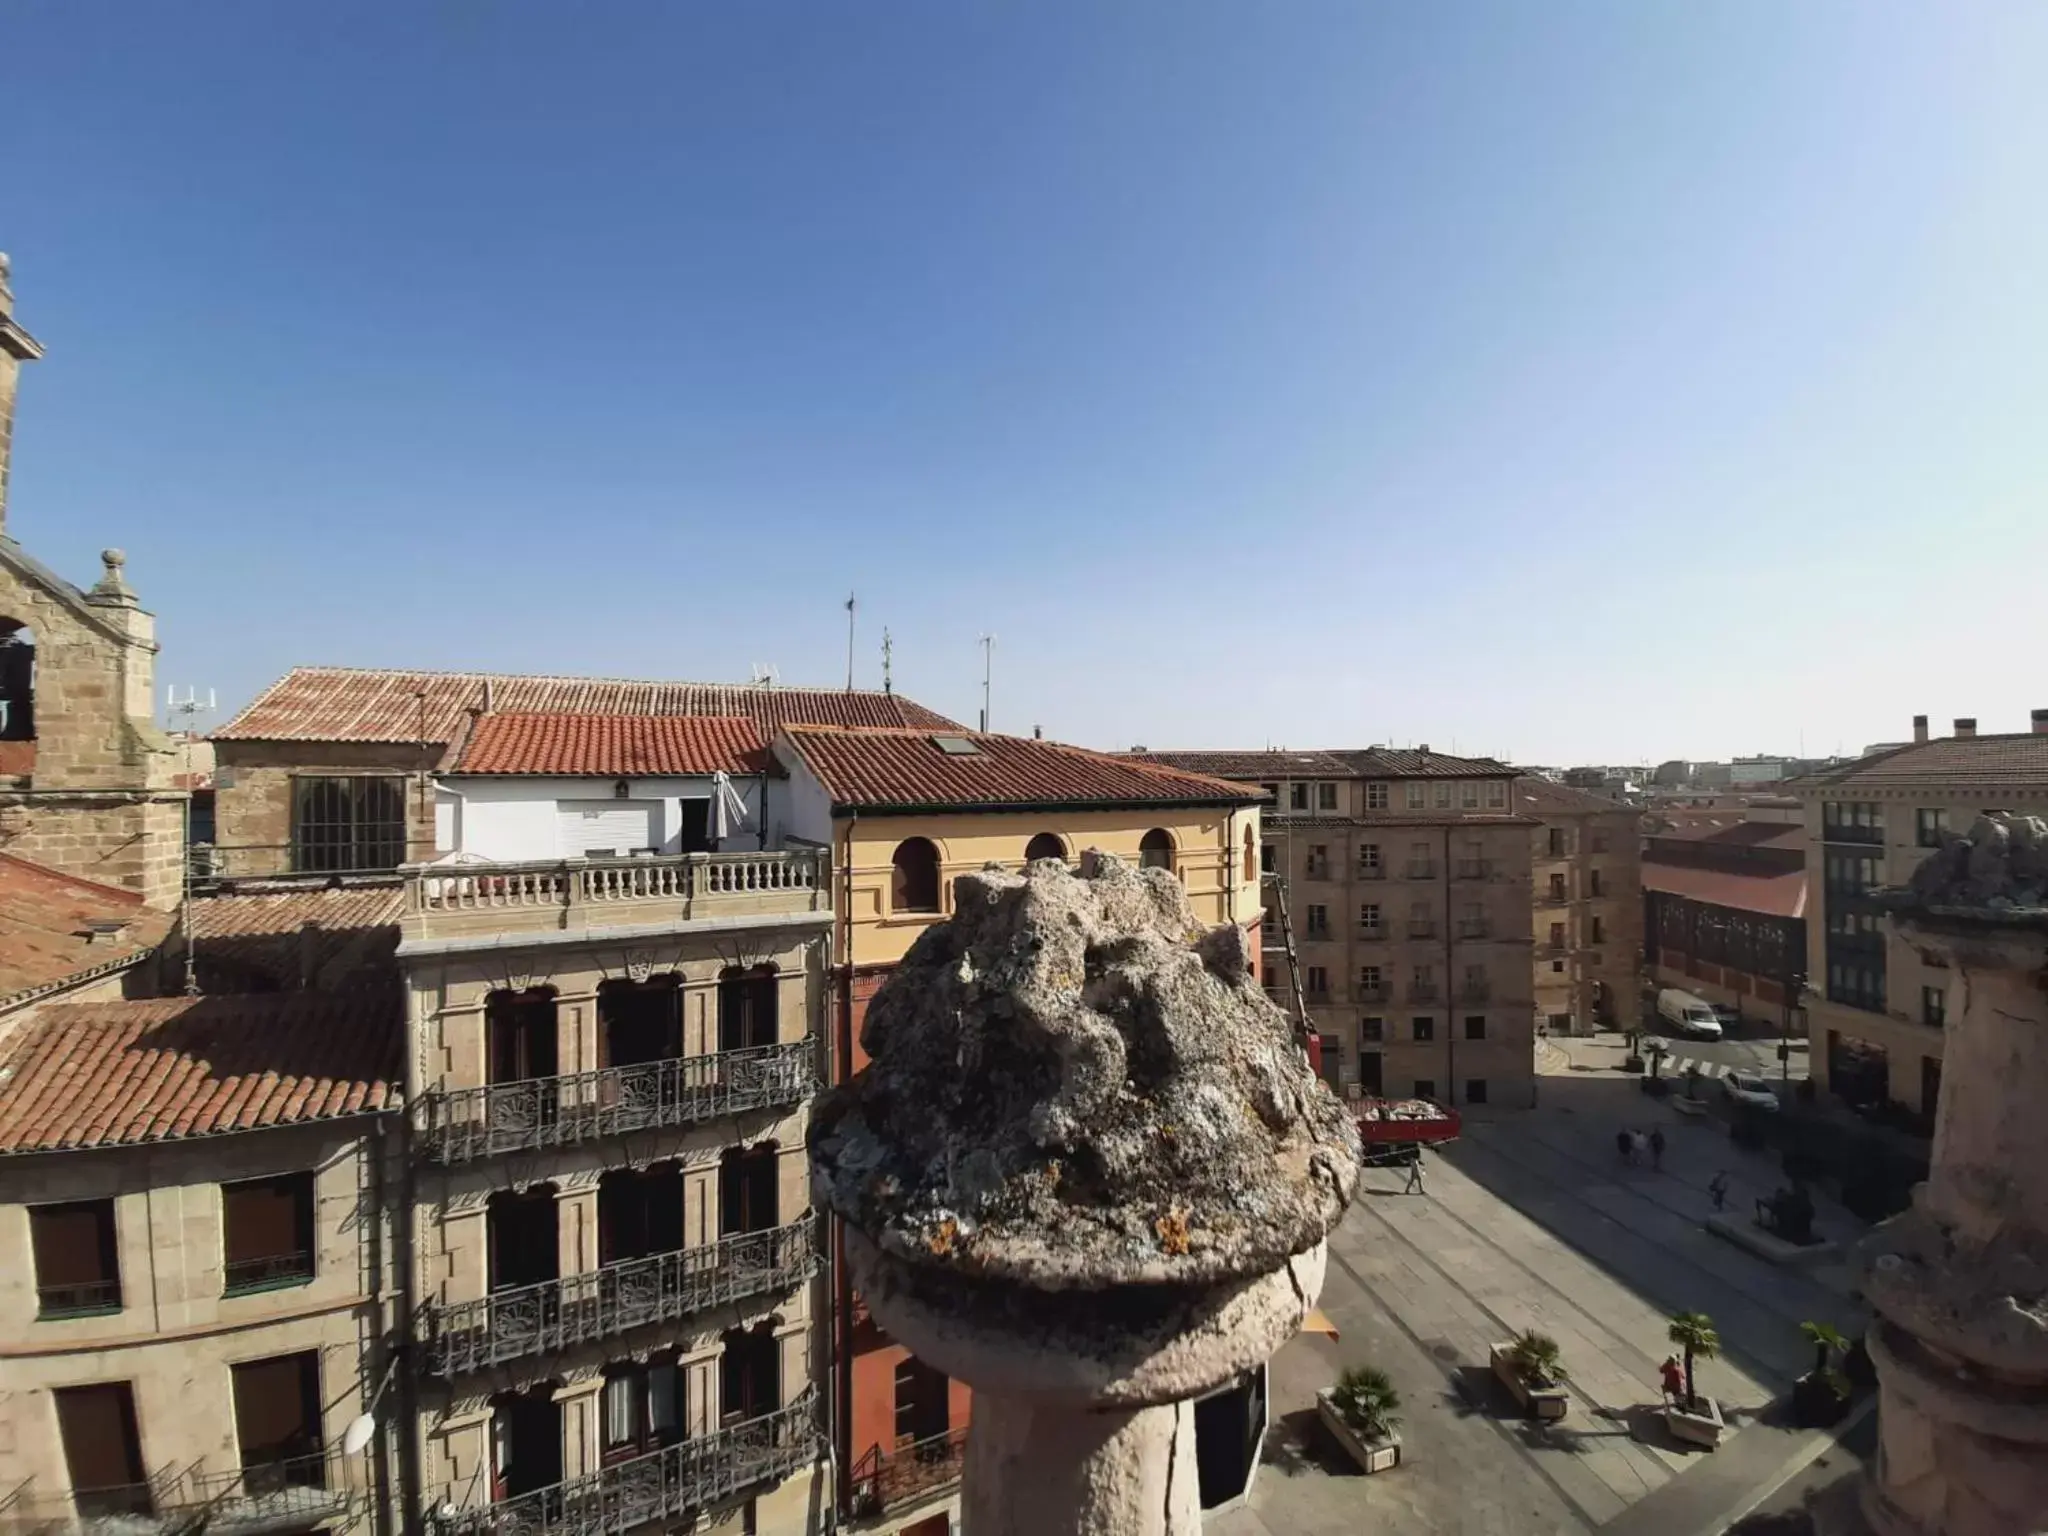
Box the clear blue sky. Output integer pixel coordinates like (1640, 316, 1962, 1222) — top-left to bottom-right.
(8, 3, 2045, 764)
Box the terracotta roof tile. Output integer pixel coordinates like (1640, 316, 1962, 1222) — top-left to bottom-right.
(184, 885, 404, 995)
(1514, 779, 1636, 816)
(781, 727, 1265, 814)
(0, 991, 401, 1154)
(453, 714, 772, 777)
(1789, 733, 2048, 789)
(1134, 750, 1353, 779)
(1338, 747, 1515, 779)
(0, 855, 175, 1006)
(214, 667, 961, 743)
(1641, 860, 1808, 919)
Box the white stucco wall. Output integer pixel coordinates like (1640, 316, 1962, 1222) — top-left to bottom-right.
(433, 774, 767, 861)
(776, 745, 837, 847)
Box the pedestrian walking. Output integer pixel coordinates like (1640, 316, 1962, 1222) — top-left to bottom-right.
(1649, 1127, 1666, 1171)
(1708, 1170, 1730, 1211)
(1616, 1128, 1634, 1165)
(1631, 1128, 1648, 1164)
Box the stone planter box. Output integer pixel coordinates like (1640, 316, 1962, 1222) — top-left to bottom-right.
(1490, 1343, 1568, 1421)
(1315, 1391, 1402, 1474)
(1664, 1394, 1725, 1448)
(1704, 1213, 1839, 1267)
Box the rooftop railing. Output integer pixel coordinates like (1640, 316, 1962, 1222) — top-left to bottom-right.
(849, 1427, 968, 1518)
(407, 850, 826, 919)
(417, 1042, 815, 1164)
(424, 1221, 815, 1378)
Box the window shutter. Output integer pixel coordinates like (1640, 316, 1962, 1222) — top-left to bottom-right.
(232, 1353, 318, 1462)
(32, 1202, 116, 1289)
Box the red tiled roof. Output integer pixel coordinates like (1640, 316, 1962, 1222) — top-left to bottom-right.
(1514, 779, 1635, 816)
(780, 727, 1265, 814)
(1641, 859, 1807, 919)
(185, 885, 404, 995)
(1339, 747, 1515, 779)
(1135, 750, 1354, 779)
(1789, 733, 2048, 788)
(213, 667, 963, 743)
(0, 992, 402, 1154)
(0, 855, 175, 1006)
(452, 713, 772, 777)
(1650, 820, 1804, 850)
(1266, 812, 1539, 829)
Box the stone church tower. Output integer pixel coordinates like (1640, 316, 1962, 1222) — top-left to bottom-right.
(0, 257, 185, 907)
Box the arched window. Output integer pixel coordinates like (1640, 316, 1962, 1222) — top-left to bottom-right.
(1139, 828, 1176, 874)
(0, 621, 33, 743)
(1243, 826, 1256, 882)
(1024, 832, 1067, 864)
(891, 837, 941, 913)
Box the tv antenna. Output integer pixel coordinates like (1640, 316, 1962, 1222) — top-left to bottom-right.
(845, 592, 857, 691)
(881, 628, 894, 695)
(165, 686, 217, 998)
(978, 633, 996, 733)
(749, 664, 780, 689)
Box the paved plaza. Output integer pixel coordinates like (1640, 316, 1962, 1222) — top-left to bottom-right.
(1211, 1048, 1870, 1536)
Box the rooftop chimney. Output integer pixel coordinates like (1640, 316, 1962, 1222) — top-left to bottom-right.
(2033, 709, 2048, 737)
(1913, 714, 1929, 745)
(1955, 718, 1978, 740)
(0, 253, 49, 537)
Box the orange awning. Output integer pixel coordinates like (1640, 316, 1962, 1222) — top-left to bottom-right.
(1300, 1308, 1340, 1339)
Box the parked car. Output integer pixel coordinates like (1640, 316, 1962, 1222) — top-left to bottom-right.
(1721, 1070, 1780, 1111)
(1657, 988, 1725, 1040)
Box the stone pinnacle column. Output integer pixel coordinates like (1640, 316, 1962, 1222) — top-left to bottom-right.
(0, 252, 49, 536)
(812, 852, 1358, 1536)
(1855, 813, 2048, 1535)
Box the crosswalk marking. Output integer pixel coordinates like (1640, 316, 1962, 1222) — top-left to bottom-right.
(1663, 1055, 1731, 1079)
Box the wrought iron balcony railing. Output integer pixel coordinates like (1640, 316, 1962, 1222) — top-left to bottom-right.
(425, 1220, 815, 1377)
(35, 1278, 122, 1319)
(418, 1042, 815, 1164)
(850, 1427, 968, 1518)
(0, 1454, 360, 1536)
(439, 1396, 819, 1536)
(185, 1454, 360, 1536)
(1356, 985, 1389, 1004)
(222, 1252, 314, 1297)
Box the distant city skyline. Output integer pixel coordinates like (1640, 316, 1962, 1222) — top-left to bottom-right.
(8, 3, 2044, 762)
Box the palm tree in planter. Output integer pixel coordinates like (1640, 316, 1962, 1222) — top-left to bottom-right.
(1665, 1312, 1725, 1447)
(1793, 1321, 1852, 1426)
(1318, 1365, 1404, 1473)
(1491, 1330, 1569, 1420)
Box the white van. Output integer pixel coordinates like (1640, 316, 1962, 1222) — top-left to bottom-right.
(1657, 988, 1724, 1039)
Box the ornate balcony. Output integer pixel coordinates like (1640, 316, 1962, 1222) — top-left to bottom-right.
(440, 1397, 819, 1536)
(424, 1221, 815, 1377)
(0, 1456, 363, 1536)
(417, 1042, 815, 1164)
(849, 1427, 968, 1519)
(402, 849, 830, 947)
(185, 1455, 361, 1536)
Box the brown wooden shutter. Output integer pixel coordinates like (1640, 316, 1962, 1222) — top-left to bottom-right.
(55, 1383, 145, 1493)
(31, 1202, 117, 1291)
(232, 1352, 319, 1462)
(223, 1176, 309, 1268)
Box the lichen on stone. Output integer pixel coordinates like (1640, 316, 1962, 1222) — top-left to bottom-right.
(810, 852, 1359, 1289)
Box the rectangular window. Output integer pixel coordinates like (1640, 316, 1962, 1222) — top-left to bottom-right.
(1289, 783, 1309, 810)
(1260, 782, 1279, 805)
(291, 775, 407, 873)
(1409, 841, 1434, 878)
(1412, 1017, 1435, 1042)
(1460, 782, 1479, 808)
(55, 1384, 147, 1516)
(1367, 782, 1389, 810)
(1318, 783, 1338, 811)
(1548, 921, 1566, 948)
(1414, 1078, 1437, 1101)
(1306, 844, 1330, 877)
(1434, 783, 1453, 809)
(1916, 808, 1949, 848)
(1361, 1016, 1384, 1043)
(1923, 986, 1946, 1028)
(1590, 830, 1609, 853)
(1459, 902, 1486, 938)
(1547, 827, 1567, 857)
(1359, 903, 1382, 931)
(1549, 873, 1568, 900)
(1406, 782, 1426, 809)
(1306, 903, 1329, 938)
(1465, 1014, 1487, 1041)
(1486, 781, 1507, 808)
(31, 1200, 121, 1318)
(1590, 916, 1606, 944)
(231, 1351, 322, 1473)
(1463, 962, 1487, 992)
(893, 1358, 949, 1447)
(1260, 843, 1276, 874)
(1359, 964, 1382, 994)
(1589, 869, 1604, 897)
(1547, 1012, 1571, 1033)
(1466, 1079, 1489, 1105)
(1552, 957, 1566, 973)
(1305, 966, 1329, 995)
(1358, 842, 1382, 874)
(221, 1173, 315, 1295)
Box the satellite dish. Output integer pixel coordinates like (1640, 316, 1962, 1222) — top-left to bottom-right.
(341, 1414, 377, 1457)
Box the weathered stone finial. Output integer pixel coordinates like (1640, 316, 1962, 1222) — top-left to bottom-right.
(814, 853, 1358, 1533)
(86, 548, 138, 608)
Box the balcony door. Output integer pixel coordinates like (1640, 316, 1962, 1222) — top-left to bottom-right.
(597, 1165, 683, 1266)
(717, 966, 778, 1054)
(489, 1188, 560, 1292)
(231, 1352, 323, 1490)
(55, 1383, 148, 1517)
(719, 1325, 781, 1426)
(492, 1390, 562, 1503)
(488, 990, 558, 1084)
(719, 1147, 779, 1238)
(599, 977, 682, 1068)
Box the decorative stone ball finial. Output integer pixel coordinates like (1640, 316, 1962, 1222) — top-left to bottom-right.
(85, 547, 139, 608)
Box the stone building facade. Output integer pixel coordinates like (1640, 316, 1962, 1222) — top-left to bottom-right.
(1514, 777, 1644, 1037)
(0, 267, 184, 909)
(1140, 748, 1538, 1110)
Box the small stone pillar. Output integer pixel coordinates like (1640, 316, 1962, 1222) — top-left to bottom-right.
(1855, 813, 2048, 1535)
(813, 853, 1358, 1535)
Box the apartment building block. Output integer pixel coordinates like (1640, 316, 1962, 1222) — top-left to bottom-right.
(1141, 748, 1538, 1109)
(1513, 778, 1643, 1037)
(1791, 713, 2048, 1124)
